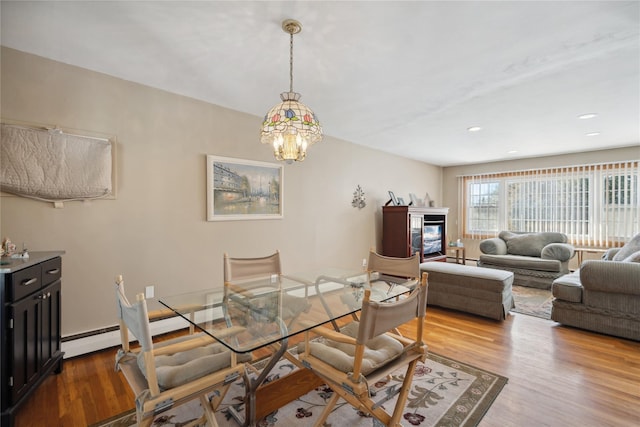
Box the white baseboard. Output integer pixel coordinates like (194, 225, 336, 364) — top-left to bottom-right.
(61, 316, 193, 359)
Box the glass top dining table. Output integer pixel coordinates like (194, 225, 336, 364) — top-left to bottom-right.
(158, 268, 416, 427)
(158, 268, 414, 354)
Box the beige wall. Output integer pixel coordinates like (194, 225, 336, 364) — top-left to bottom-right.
(0, 47, 442, 336)
(442, 146, 640, 267)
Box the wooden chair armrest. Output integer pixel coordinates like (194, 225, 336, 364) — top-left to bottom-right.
(214, 325, 246, 339)
(152, 326, 246, 356)
(147, 304, 204, 320)
(308, 326, 357, 346)
(384, 331, 416, 346)
(153, 335, 216, 356)
(226, 283, 257, 297)
(147, 308, 178, 320)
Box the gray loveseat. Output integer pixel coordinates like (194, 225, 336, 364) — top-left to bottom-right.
(551, 234, 640, 341)
(478, 231, 575, 289)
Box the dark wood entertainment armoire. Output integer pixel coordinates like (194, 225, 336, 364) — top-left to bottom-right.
(382, 206, 449, 262)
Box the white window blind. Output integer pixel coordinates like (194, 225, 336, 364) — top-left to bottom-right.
(458, 161, 639, 247)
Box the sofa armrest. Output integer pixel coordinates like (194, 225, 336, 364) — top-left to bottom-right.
(580, 260, 640, 295)
(541, 243, 574, 262)
(479, 237, 507, 255)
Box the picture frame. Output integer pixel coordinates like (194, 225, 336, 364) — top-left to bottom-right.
(397, 197, 405, 205)
(388, 191, 399, 206)
(206, 155, 283, 221)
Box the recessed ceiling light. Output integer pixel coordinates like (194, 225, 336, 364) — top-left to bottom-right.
(507, 150, 518, 154)
(578, 113, 597, 119)
(586, 132, 601, 136)
(467, 126, 482, 132)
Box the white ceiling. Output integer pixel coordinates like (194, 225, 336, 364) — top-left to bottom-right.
(1, 1, 639, 166)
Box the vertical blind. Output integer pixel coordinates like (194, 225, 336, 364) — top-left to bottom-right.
(458, 160, 639, 247)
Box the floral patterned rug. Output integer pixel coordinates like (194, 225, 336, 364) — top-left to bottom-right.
(93, 352, 507, 427)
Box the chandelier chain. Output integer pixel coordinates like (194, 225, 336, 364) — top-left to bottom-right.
(289, 32, 294, 93)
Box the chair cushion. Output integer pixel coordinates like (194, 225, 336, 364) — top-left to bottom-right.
(138, 336, 245, 390)
(302, 322, 403, 376)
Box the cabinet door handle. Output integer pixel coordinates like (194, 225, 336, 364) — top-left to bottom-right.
(46, 268, 60, 275)
(21, 278, 38, 286)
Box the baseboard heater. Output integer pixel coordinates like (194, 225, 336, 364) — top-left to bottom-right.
(61, 306, 224, 359)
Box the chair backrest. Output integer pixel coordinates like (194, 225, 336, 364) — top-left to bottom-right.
(367, 250, 419, 279)
(357, 272, 428, 344)
(223, 250, 281, 283)
(115, 275, 154, 352)
(115, 275, 163, 396)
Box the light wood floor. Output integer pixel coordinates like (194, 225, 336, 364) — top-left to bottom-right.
(13, 307, 640, 427)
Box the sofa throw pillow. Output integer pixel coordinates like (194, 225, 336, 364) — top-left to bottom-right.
(501, 232, 567, 258)
(505, 234, 544, 257)
(623, 250, 640, 263)
(612, 233, 640, 261)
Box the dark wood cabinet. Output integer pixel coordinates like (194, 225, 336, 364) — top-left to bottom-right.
(382, 206, 449, 262)
(1, 252, 64, 427)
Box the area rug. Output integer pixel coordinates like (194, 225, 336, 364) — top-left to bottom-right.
(92, 352, 507, 427)
(511, 285, 553, 319)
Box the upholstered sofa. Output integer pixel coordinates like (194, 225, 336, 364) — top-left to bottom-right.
(477, 231, 575, 289)
(551, 234, 640, 341)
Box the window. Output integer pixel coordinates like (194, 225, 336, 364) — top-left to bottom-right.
(459, 161, 639, 246)
(467, 181, 500, 233)
(604, 174, 637, 205)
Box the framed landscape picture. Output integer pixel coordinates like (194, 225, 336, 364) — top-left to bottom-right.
(206, 155, 283, 221)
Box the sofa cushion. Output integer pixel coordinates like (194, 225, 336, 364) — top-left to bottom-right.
(479, 254, 563, 272)
(612, 233, 640, 261)
(500, 231, 567, 257)
(552, 270, 582, 303)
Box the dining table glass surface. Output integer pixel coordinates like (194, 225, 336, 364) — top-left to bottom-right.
(158, 268, 414, 354)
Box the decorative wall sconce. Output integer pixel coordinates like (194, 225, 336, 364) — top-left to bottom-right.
(352, 185, 366, 209)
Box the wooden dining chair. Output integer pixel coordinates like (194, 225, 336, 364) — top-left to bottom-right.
(297, 272, 429, 427)
(222, 250, 312, 422)
(331, 250, 421, 330)
(113, 275, 248, 427)
(223, 250, 282, 282)
(223, 250, 310, 326)
(367, 249, 420, 294)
